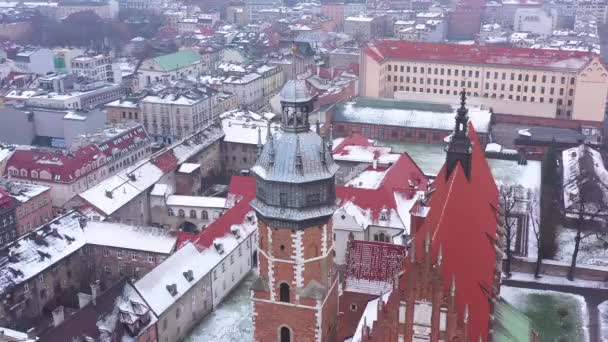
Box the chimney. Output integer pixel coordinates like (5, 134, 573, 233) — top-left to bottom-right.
(78, 292, 92, 308)
(90, 280, 100, 305)
(372, 158, 378, 170)
(52, 306, 65, 327)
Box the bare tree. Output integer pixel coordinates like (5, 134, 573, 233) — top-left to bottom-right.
(564, 147, 608, 280)
(499, 184, 522, 278)
(499, 185, 516, 278)
(528, 189, 542, 278)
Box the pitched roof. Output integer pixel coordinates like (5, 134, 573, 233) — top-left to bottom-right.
(344, 240, 406, 295)
(6, 145, 103, 184)
(134, 242, 206, 316)
(151, 50, 202, 72)
(412, 125, 499, 340)
(365, 40, 595, 71)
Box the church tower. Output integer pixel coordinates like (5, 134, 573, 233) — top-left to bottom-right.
(446, 90, 473, 180)
(250, 80, 340, 342)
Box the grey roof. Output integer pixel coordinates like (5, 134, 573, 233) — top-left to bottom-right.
(251, 130, 338, 183)
(280, 80, 314, 103)
(518, 126, 585, 144)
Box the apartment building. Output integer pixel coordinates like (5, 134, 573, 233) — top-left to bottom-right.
(71, 54, 122, 84)
(4, 125, 151, 208)
(360, 40, 608, 122)
(84, 221, 177, 289)
(140, 86, 220, 143)
(222, 72, 265, 110)
(0, 189, 16, 247)
(0, 180, 52, 238)
(344, 15, 387, 41)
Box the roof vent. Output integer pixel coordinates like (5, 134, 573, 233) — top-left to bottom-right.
(166, 284, 178, 296)
(183, 270, 194, 282)
(231, 227, 241, 238)
(128, 174, 136, 182)
(105, 190, 113, 198)
(214, 242, 224, 254)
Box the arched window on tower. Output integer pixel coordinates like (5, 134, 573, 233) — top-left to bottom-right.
(280, 326, 291, 342)
(279, 283, 290, 303)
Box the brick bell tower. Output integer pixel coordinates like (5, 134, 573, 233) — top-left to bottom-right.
(250, 79, 340, 342)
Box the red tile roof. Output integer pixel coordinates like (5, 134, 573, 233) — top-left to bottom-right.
(344, 239, 406, 283)
(365, 40, 595, 71)
(5, 145, 103, 183)
(97, 126, 149, 160)
(412, 124, 499, 340)
(176, 176, 256, 250)
(151, 150, 178, 173)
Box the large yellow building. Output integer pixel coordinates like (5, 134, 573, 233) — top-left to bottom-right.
(360, 40, 608, 123)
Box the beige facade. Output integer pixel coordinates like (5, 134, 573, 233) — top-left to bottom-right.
(361, 48, 608, 122)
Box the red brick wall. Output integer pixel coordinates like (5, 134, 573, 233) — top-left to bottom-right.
(15, 189, 53, 238)
(254, 300, 319, 342)
(338, 291, 376, 341)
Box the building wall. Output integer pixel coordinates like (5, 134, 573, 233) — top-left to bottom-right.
(15, 189, 53, 238)
(222, 76, 265, 110)
(0, 206, 17, 247)
(86, 244, 170, 291)
(0, 248, 88, 327)
(107, 189, 152, 226)
(0, 106, 36, 146)
(153, 203, 226, 230)
(210, 232, 256, 307)
(321, 3, 345, 30)
(187, 139, 223, 183)
(361, 54, 608, 122)
(17, 49, 54, 75)
(223, 142, 258, 175)
(0, 22, 33, 41)
(253, 220, 339, 341)
(106, 105, 142, 125)
(156, 274, 212, 342)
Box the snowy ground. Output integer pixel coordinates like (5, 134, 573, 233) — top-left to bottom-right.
(185, 273, 254, 341)
(501, 286, 589, 342)
(555, 226, 608, 268)
(599, 301, 608, 342)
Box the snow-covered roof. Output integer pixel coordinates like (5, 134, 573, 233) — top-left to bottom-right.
(166, 195, 227, 209)
(562, 145, 608, 215)
(351, 291, 392, 342)
(84, 221, 176, 254)
(346, 169, 389, 189)
(0, 211, 86, 294)
(1, 181, 49, 203)
(134, 242, 207, 316)
(220, 109, 280, 145)
(333, 145, 401, 164)
(332, 98, 492, 134)
(178, 163, 200, 174)
(79, 124, 224, 216)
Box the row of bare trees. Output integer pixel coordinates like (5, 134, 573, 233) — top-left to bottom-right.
(501, 144, 608, 281)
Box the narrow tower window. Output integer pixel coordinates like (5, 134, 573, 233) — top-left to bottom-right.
(279, 283, 290, 303)
(280, 326, 291, 342)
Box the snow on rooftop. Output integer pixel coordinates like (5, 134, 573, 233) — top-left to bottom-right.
(336, 101, 492, 134)
(105, 99, 138, 108)
(346, 169, 388, 189)
(0, 327, 35, 341)
(351, 291, 392, 342)
(166, 195, 227, 208)
(134, 242, 207, 316)
(3, 181, 49, 203)
(0, 211, 86, 294)
(178, 163, 200, 174)
(84, 221, 176, 254)
(333, 145, 401, 164)
(150, 183, 170, 197)
(221, 110, 280, 145)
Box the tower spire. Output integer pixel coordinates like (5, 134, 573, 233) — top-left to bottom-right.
(445, 89, 473, 181)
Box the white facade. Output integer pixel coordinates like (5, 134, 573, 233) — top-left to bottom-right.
(514, 8, 557, 37)
(71, 54, 122, 83)
(140, 89, 219, 143)
(207, 212, 257, 307)
(12, 48, 54, 75)
(222, 73, 265, 110)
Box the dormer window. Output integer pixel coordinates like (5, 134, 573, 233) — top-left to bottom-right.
(20, 169, 27, 177)
(183, 270, 194, 282)
(379, 209, 388, 221)
(31, 171, 38, 178)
